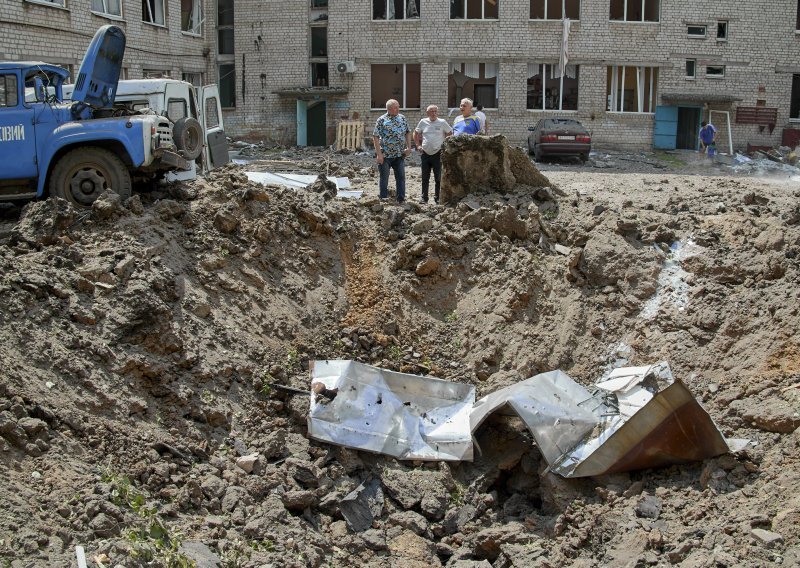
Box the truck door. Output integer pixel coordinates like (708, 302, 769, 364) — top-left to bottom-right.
(199, 86, 229, 170)
(0, 72, 38, 184)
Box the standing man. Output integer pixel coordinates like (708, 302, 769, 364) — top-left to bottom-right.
(372, 99, 412, 202)
(474, 104, 488, 134)
(698, 121, 717, 156)
(452, 98, 481, 136)
(414, 105, 452, 204)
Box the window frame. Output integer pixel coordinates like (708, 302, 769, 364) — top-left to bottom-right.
(790, 73, 800, 122)
(450, 0, 499, 20)
(448, 62, 500, 109)
(142, 0, 166, 27)
(526, 62, 579, 111)
(609, 0, 660, 23)
(24, 0, 67, 9)
(530, 0, 580, 20)
(705, 65, 725, 79)
(90, 0, 123, 19)
(716, 21, 728, 41)
(606, 65, 658, 114)
(372, 0, 420, 21)
(370, 63, 421, 110)
(0, 74, 20, 108)
(687, 25, 707, 38)
(180, 0, 202, 35)
(685, 59, 696, 80)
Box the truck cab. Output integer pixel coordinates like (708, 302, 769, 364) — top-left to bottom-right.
(0, 25, 204, 208)
(64, 79, 230, 176)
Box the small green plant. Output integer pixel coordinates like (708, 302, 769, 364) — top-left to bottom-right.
(200, 389, 214, 404)
(249, 539, 275, 552)
(387, 344, 403, 360)
(286, 349, 300, 372)
(541, 208, 558, 220)
(450, 481, 467, 507)
(259, 382, 272, 396)
(445, 311, 459, 323)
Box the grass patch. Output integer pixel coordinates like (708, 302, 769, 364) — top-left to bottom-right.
(654, 152, 687, 167)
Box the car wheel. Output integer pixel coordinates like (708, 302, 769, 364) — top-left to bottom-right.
(580, 153, 589, 163)
(49, 147, 132, 208)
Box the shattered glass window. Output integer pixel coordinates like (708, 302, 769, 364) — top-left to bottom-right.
(142, 0, 165, 25)
(451, 0, 498, 20)
(373, 0, 420, 20)
(91, 0, 123, 18)
(181, 0, 202, 34)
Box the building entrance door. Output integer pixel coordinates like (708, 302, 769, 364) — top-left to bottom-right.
(676, 107, 701, 150)
(307, 101, 326, 146)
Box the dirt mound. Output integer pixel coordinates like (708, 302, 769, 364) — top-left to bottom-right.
(0, 155, 799, 567)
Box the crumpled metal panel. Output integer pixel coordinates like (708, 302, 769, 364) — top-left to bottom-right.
(471, 362, 730, 478)
(307, 360, 475, 461)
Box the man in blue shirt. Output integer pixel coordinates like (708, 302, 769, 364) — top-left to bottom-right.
(372, 99, 411, 202)
(699, 121, 717, 156)
(452, 98, 481, 136)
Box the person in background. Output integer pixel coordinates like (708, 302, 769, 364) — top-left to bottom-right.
(414, 104, 452, 203)
(372, 98, 411, 202)
(452, 98, 481, 136)
(698, 121, 717, 157)
(474, 104, 488, 134)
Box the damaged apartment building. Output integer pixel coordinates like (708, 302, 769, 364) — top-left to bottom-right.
(3, 1, 800, 152)
(0, 0, 214, 89)
(223, 0, 800, 152)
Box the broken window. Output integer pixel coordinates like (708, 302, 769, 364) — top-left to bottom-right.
(205, 96, 221, 128)
(609, 0, 659, 22)
(373, 0, 420, 20)
(311, 27, 327, 57)
(181, 0, 201, 34)
(142, 0, 165, 25)
(181, 72, 202, 86)
(143, 69, 170, 78)
(451, 0, 499, 20)
(791, 75, 800, 120)
(687, 25, 706, 38)
(219, 64, 235, 108)
(370, 64, 420, 109)
(706, 65, 725, 78)
(167, 99, 187, 121)
(526, 63, 579, 110)
(530, 0, 579, 19)
(606, 65, 658, 113)
(0, 75, 19, 108)
(716, 21, 728, 41)
(311, 63, 329, 87)
(685, 59, 696, 79)
(448, 62, 499, 108)
(91, 0, 123, 18)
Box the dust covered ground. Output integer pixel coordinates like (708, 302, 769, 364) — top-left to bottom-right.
(0, 145, 799, 568)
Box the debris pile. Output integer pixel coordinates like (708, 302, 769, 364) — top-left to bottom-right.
(0, 150, 798, 567)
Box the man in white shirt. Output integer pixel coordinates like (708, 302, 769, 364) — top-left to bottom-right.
(475, 104, 488, 134)
(414, 105, 452, 203)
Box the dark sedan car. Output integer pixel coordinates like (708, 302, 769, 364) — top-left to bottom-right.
(527, 118, 591, 162)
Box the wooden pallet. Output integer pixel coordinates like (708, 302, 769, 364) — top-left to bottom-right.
(336, 120, 364, 151)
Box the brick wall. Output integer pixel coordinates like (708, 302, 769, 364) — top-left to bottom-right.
(222, 0, 800, 152)
(0, 0, 213, 85)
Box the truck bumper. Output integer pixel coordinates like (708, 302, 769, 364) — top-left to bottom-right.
(157, 149, 191, 171)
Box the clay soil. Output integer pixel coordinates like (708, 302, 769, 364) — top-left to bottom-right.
(0, 146, 799, 568)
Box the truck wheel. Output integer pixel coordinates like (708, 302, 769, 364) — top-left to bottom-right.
(49, 147, 132, 208)
(173, 117, 203, 160)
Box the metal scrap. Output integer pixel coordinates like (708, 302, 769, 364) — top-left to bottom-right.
(304, 360, 734, 477)
(307, 360, 475, 461)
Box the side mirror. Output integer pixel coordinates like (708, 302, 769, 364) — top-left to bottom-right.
(34, 77, 46, 102)
(527, 127, 536, 131)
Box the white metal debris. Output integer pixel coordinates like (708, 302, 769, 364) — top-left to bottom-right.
(307, 360, 475, 461)
(245, 171, 361, 198)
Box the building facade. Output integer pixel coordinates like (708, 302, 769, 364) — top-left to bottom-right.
(0, 0, 214, 87)
(223, 0, 800, 152)
(2, 1, 800, 151)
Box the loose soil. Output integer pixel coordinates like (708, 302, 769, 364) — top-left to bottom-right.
(1, 145, 799, 568)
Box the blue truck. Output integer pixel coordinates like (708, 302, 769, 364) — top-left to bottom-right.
(0, 25, 207, 208)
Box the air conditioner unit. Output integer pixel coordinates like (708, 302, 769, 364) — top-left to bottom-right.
(336, 61, 356, 74)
